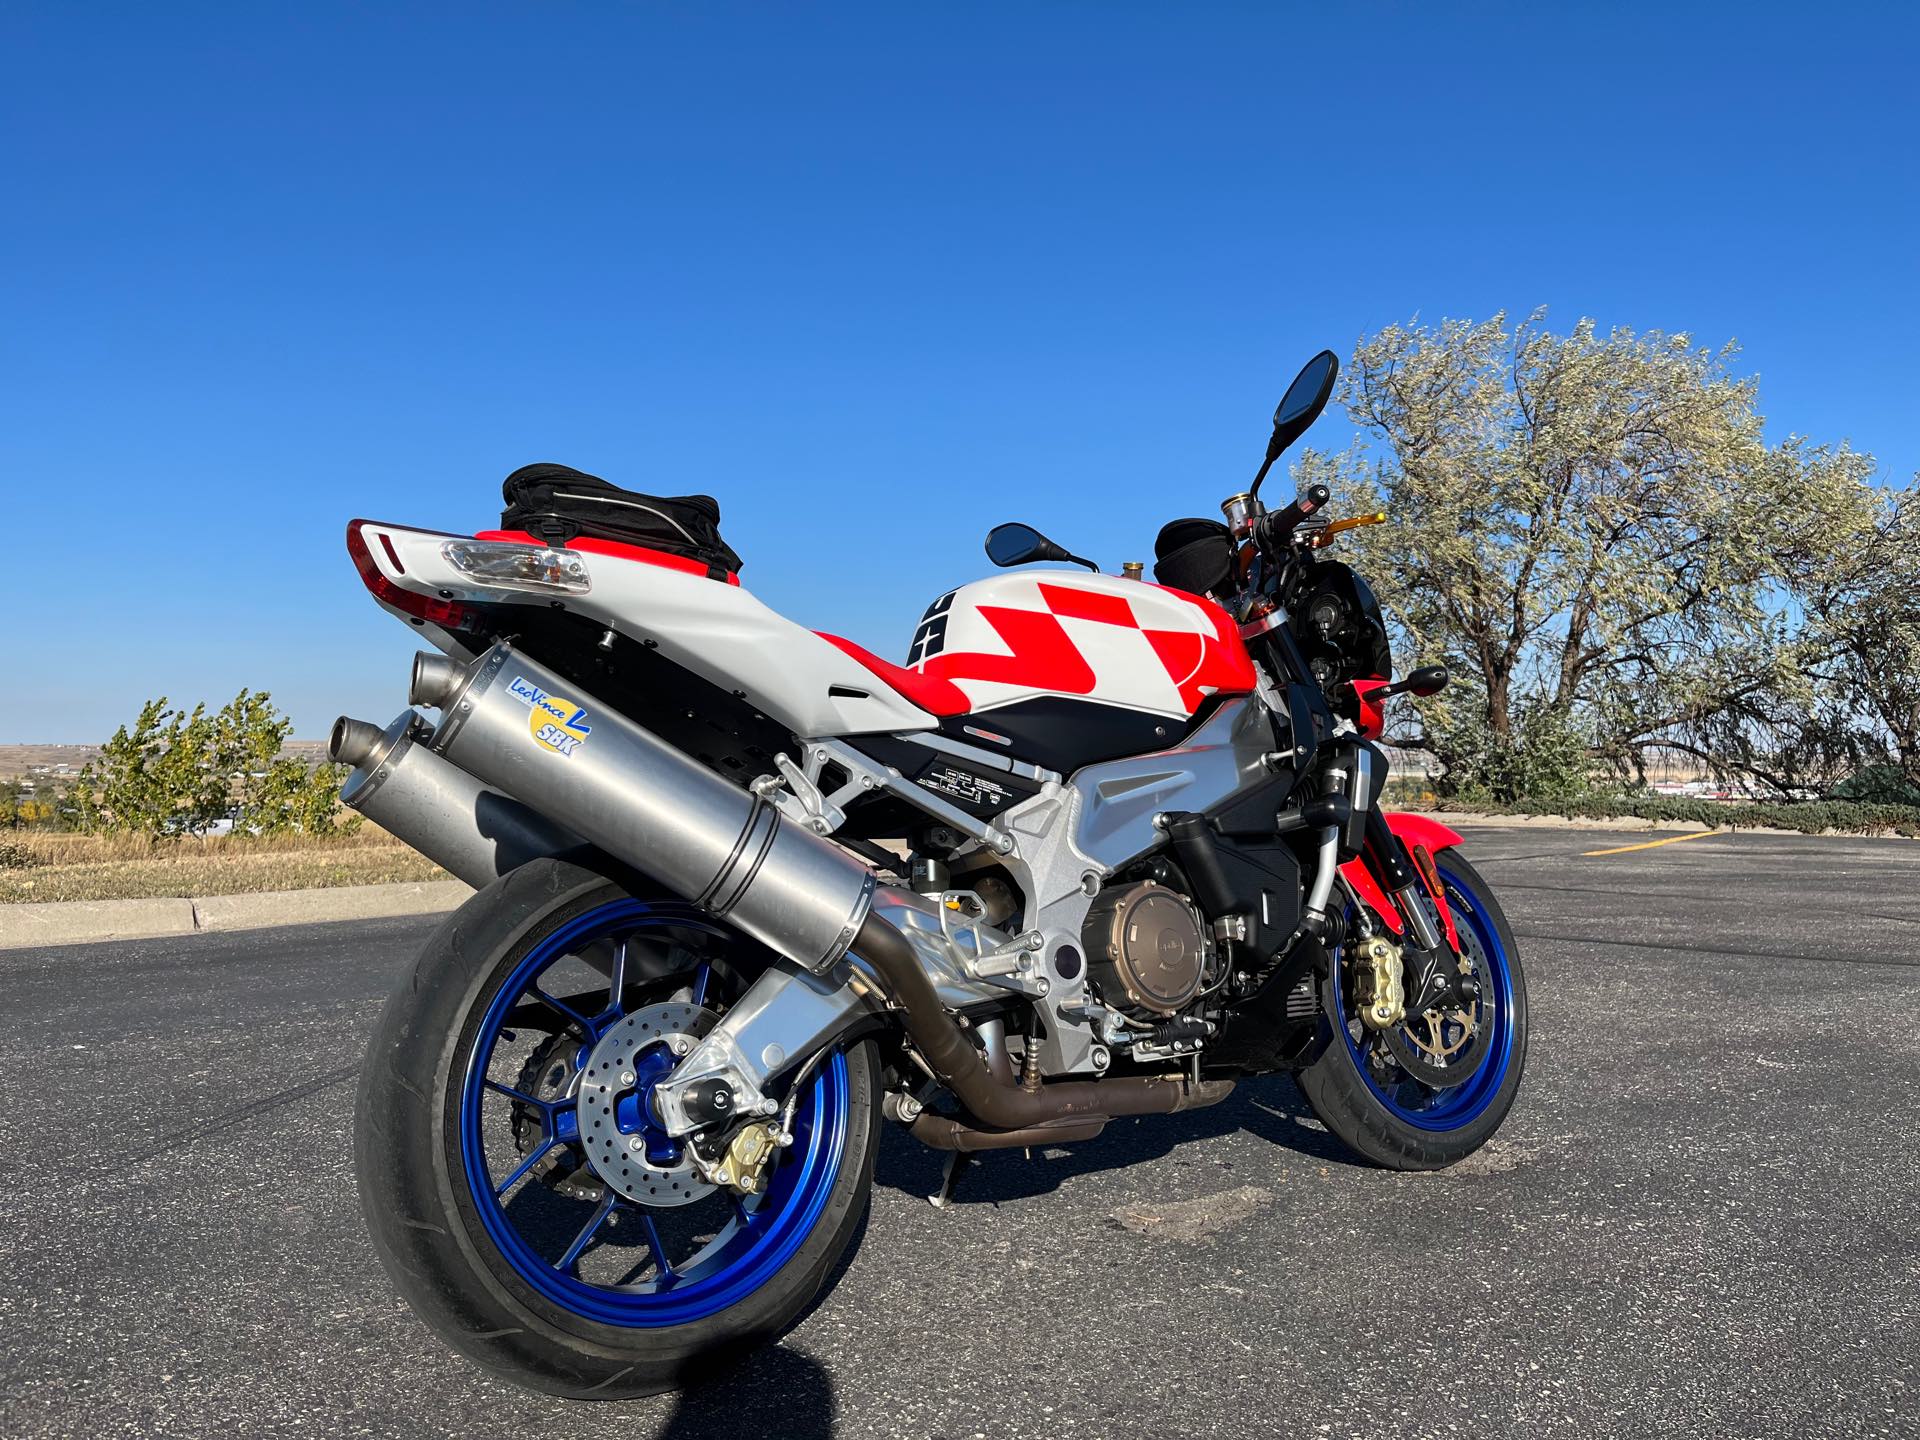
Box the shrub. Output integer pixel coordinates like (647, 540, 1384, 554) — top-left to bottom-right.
(1430, 792, 1920, 837)
(70, 691, 353, 839)
(1430, 703, 1599, 806)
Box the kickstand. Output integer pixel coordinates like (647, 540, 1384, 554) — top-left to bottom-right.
(929, 1151, 975, 1209)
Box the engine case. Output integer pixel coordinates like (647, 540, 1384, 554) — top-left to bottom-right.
(1082, 880, 1208, 1015)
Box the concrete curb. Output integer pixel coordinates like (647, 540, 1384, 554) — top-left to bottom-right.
(193, 879, 472, 933)
(1421, 811, 1714, 834)
(0, 811, 1899, 952)
(1424, 810, 1918, 839)
(0, 879, 473, 951)
(0, 896, 199, 949)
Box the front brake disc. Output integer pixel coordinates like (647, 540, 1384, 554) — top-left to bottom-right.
(1381, 940, 1491, 1089)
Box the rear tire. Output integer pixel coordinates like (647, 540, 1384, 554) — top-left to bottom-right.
(1295, 851, 1527, 1170)
(355, 858, 880, 1398)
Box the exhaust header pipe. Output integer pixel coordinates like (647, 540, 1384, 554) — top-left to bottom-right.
(331, 709, 585, 890)
(412, 643, 875, 971)
(397, 641, 1231, 1136)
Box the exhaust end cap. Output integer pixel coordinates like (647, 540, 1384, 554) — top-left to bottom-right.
(410, 652, 465, 709)
(330, 715, 388, 769)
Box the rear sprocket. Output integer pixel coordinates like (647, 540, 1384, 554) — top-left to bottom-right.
(509, 1032, 604, 1201)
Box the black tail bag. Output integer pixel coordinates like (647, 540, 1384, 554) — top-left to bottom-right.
(501, 463, 743, 579)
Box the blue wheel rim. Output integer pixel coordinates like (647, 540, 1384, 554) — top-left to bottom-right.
(1333, 864, 1516, 1132)
(457, 898, 852, 1328)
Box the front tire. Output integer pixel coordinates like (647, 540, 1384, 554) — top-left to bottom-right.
(1295, 851, 1528, 1170)
(354, 858, 880, 1398)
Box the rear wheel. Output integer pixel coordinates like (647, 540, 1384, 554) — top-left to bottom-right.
(355, 858, 879, 1398)
(1295, 851, 1527, 1169)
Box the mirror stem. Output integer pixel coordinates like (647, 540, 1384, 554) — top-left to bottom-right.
(1249, 451, 1280, 498)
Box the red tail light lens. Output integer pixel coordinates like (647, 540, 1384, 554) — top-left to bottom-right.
(347, 521, 470, 628)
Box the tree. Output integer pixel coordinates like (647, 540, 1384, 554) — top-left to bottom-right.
(72, 690, 353, 838)
(1776, 483, 1920, 794)
(1303, 310, 1886, 799)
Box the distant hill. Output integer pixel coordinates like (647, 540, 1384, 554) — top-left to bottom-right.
(0, 740, 332, 783)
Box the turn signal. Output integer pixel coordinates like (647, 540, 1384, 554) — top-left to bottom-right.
(441, 539, 592, 595)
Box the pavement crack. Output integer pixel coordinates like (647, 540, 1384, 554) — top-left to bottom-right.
(50, 1062, 363, 1181)
(1858, 910, 1920, 929)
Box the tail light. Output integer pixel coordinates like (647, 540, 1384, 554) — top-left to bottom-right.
(347, 521, 471, 629)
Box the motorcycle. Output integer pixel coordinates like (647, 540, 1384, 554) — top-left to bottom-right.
(338, 349, 1528, 1397)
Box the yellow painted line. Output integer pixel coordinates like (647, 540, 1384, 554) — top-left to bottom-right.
(1582, 829, 1725, 857)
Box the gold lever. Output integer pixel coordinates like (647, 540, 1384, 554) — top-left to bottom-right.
(1311, 512, 1386, 547)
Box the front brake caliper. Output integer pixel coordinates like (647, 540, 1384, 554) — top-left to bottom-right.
(1353, 934, 1406, 1030)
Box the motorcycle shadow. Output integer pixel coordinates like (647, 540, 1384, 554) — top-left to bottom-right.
(873, 1072, 1356, 1207)
(653, 1341, 836, 1438)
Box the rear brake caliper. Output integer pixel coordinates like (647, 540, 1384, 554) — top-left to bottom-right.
(703, 1122, 781, 1195)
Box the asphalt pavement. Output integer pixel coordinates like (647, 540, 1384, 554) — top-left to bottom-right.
(1, 825, 1915, 1439)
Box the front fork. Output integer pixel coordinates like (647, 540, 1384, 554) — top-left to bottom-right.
(1346, 808, 1474, 1014)
(1359, 808, 1448, 953)
(1289, 741, 1454, 962)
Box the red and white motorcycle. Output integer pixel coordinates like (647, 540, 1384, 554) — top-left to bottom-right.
(339, 350, 1527, 1397)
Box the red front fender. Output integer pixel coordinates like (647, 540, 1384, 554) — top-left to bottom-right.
(1337, 812, 1465, 947)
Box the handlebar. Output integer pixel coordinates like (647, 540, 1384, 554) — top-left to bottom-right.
(1256, 484, 1330, 548)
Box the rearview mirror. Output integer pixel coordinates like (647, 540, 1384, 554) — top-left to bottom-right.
(984, 523, 1098, 572)
(1268, 350, 1340, 462)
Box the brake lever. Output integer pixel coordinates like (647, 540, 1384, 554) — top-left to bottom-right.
(1308, 511, 1387, 548)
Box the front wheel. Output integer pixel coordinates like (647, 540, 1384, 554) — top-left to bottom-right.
(1295, 851, 1528, 1169)
(354, 858, 880, 1398)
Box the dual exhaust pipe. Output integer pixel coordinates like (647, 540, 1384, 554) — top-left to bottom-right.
(329, 709, 582, 890)
(334, 641, 1229, 1147)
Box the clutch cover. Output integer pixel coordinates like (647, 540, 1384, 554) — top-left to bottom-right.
(1083, 880, 1207, 1014)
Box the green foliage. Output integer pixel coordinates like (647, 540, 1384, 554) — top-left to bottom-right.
(1298, 309, 1917, 799)
(1426, 700, 1598, 805)
(71, 691, 354, 840)
(1828, 764, 1920, 805)
(0, 778, 54, 829)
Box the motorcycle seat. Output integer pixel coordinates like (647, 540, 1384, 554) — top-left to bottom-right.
(814, 633, 971, 718)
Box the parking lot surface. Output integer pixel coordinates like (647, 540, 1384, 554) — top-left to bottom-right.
(1, 825, 1915, 1439)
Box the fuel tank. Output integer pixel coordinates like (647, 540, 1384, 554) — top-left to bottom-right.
(902, 569, 1257, 772)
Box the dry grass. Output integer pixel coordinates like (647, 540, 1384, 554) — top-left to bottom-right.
(0, 826, 447, 903)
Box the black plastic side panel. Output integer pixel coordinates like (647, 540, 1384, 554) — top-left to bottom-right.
(937, 696, 1210, 775)
(1166, 816, 1303, 961)
(1207, 766, 1301, 838)
(847, 735, 1042, 822)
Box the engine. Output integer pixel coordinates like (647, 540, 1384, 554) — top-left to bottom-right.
(1081, 880, 1210, 1018)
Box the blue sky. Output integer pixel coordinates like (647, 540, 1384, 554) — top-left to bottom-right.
(3, 2, 1914, 742)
